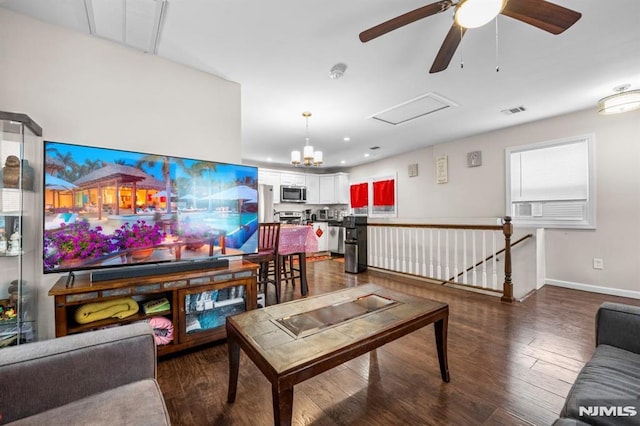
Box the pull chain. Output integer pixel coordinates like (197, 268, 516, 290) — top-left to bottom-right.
(495, 17, 500, 72)
(460, 26, 464, 69)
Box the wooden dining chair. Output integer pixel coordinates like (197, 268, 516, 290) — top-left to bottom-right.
(244, 222, 281, 305)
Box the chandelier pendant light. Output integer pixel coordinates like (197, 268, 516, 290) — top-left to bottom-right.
(598, 85, 640, 115)
(291, 112, 323, 166)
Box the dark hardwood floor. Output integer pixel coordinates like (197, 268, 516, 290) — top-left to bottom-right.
(157, 259, 638, 425)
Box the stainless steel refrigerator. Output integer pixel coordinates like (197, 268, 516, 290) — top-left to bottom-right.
(258, 184, 274, 223)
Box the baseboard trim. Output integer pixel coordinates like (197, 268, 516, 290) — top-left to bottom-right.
(545, 279, 640, 300)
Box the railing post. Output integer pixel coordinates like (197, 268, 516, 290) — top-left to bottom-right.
(501, 216, 515, 303)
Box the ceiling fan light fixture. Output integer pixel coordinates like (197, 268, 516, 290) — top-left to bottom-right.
(454, 0, 506, 29)
(598, 85, 640, 115)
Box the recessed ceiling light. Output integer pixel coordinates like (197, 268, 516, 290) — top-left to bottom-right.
(343, 136, 350, 142)
(340, 160, 346, 164)
(364, 153, 370, 157)
(266, 157, 272, 162)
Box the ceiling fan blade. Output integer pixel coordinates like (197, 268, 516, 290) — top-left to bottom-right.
(359, 0, 453, 43)
(429, 24, 466, 73)
(501, 0, 582, 34)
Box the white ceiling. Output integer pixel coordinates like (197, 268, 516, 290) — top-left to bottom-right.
(3, 0, 640, 169)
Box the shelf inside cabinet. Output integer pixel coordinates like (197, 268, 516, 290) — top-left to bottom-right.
(65, 308, 173, 335)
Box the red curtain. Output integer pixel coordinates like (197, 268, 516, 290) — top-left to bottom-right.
(373, 179, 394, 206)
(350, 183, 368, 208)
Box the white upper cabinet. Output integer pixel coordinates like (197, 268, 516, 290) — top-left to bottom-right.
(334, 173, 349, 204)
(305, 174, 320, 204)
(319, 175, 335, 204)
(279, 172, 305, 187)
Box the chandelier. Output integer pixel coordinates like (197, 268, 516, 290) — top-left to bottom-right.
(291, 112, 323, 166)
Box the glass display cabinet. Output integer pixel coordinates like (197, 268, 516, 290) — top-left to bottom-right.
(181, 284, 247, 338)
(0, 111, 41, 347)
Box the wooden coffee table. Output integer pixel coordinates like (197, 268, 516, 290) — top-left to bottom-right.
(226, 283, 450, 425)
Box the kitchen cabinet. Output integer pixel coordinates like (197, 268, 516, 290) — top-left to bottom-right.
(319, 173, 350, 204)
(334, 172, 350, 204)
(311, 222, 329, 252)
(319, 175, 335, 204)
(0, 111, 41, 348)
(280, 172, 305, 187)
(305, 174, 320, 204)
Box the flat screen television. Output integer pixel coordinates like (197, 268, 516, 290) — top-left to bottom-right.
(43, 141, 258, 274)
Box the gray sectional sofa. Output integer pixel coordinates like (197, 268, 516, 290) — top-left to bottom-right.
(554, 302, 640, 426)
(0, 323, 170, 425)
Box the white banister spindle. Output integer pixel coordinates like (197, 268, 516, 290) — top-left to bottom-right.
(390, 227, 395, 270)
(444, 230, 450, 280)
(378, 227, 383, 268)
(370, 228, 380, 267)
(492, 231, 498, 289)
(429, 229, 434, 277)
(462, 231, 467, 284)
(453, 230, 459, 282)
(482, 231, 487, 288)
(384, 227, 390, 270)
(402, 228, 407, 273)
(395, 227, 400, 271)
(436, 229, 442, 279)
(415, 228, 420, 275)
(422, 228, 427, 276)
(367, 227, 371, 267)
(472, 231, 477, 284)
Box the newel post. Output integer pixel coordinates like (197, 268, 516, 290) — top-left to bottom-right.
(501, 216, 515, 303)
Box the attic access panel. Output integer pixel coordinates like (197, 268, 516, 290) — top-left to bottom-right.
(86, 0, 166, 53)
(371, 92, 458, 125)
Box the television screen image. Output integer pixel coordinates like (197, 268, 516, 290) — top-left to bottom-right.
(43, 141, 258, 274)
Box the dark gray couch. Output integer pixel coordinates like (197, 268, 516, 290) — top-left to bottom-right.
(554, 302, 640, 426)
(0, 323, 170, 425)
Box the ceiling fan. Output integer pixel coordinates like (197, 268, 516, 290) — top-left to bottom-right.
(359, 0, 582, 73)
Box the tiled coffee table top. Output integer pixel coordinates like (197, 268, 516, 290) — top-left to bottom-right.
(228, 283, 447, 373)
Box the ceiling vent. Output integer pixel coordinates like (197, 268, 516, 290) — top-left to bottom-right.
(370, 92, 458, 126)
(501, 105, 527, 115)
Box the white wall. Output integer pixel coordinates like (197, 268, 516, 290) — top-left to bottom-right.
(348, 108, 640, 298)
(0, 9, 242, 339)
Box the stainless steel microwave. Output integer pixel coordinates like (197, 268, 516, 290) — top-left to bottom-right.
(280, 186, 307, 203)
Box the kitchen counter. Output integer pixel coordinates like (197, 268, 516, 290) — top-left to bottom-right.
(314, 219, 344, 226)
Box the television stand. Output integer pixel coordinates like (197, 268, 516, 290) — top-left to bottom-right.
(48, 259, 258, 356)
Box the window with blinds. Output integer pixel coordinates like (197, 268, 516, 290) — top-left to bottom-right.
(505, 134, 595, 229)
(349, 175, 397, 218)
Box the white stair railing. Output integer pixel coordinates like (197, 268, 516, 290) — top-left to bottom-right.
(367, 217, 523, 301)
